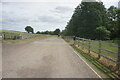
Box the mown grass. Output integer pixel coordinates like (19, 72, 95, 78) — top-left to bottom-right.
(1, 30, 52, 43)
(2, 39, 32, 44)
(79, 40, 118, 60)
(71, 44, 120, 79)
(103, 40, 119, 44)
(1, 30, 26, 34)
(62, 37, 120, 79)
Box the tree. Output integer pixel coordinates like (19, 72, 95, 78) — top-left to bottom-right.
(117, 7, 120, 40)
(54, 29, 60, 35)
(95, 26, 111, 40)
(39, 31, 54, 35)
(107, 6, 118, 39)
(107, 6, 117, 21)
(36, 31, 41, 34)
(25, 26, 34, 33)
(64, 1, 109, 39)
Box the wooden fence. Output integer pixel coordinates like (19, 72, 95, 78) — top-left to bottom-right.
(63, 36, 120, 75)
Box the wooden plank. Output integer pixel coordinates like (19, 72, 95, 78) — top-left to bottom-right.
(101, 42, 118, 47)
(76, 37, 117, 54)
(88, 44, 117, 54)
(100, 54, 117, 63)
(83, 46, 117, 63)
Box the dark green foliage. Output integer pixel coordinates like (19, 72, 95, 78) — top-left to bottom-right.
(53, 29, 60, 35)
(117, 9, 120, 41)
(40, 31, 53, 35)
(107, 6, 118, 39)
(36, 31, 41, 34)
(62, 1, 118, 40)
(37, 29, 60, 35)
(64, 2, 108, 39)
(25, 26, 34, 33)
(95, 26, 111, 40)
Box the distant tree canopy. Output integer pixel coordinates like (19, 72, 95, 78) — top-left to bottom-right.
(62, 1, 118, 40)
(25, 26, 34, 33)
(53, 29, 60, 35)
(117, 8, 120, 40)
(107, 6, 118, 39)
(36, 31, 41, 34)
(36, 28, 61, 35)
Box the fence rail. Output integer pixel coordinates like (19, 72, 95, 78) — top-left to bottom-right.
(63, 36, 120, 75)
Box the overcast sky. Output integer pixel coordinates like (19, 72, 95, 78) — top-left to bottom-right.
(0, 0, 119, 32)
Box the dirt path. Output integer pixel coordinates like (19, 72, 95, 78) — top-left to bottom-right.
(3, 37, 100, 78)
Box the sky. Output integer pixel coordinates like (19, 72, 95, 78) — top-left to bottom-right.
(0, 0, 119, 32)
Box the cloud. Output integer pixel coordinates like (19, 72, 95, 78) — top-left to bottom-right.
(37, 15, 62, 23)
(2, 2, 72, 32)
(82, 0, 101, 2)
(1, 0, 81, 3)
(54, 6, 73, 13)
(118, 1, 120, 9)
(1, 0, 118, 32)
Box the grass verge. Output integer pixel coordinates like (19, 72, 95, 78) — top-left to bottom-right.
(2, 35, 52, 44)
(79, 40, 118, 60)
(62, 37, 120, 79)
(71, 44, 120, 79)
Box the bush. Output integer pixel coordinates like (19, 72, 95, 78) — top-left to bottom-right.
(96, 26, 111, 40)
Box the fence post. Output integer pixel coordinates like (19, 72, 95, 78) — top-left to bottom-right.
(88, 39, 91, 53)
(78, 40, 80, 47)
(117, 43, 120, 76)
(98, 40, 101, 59)
(82, 39, 84, 49)
(77, 38, 79, 47)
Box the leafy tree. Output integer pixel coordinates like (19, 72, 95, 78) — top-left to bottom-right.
(107, 6, 117, 21)
(44, 31, 49, 34)
(36, 31, 41, 34)
(95, 26, 111, 40)
(25, 26, 34, 33)
(64, 2, 108, 39)
(107, 6, 118, 39)
(117, 8, 120, 40)
(40, 31, 54, 35)
(54, 29, 60, 35)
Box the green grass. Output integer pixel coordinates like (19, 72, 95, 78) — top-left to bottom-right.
(1, 30, 26, 34)
(63, 37, 120, 79)
(1, 29, 52, 43)
(71, 44, 120, 79)
(103, 40, 119, 44)
(79, 40, 118, 60)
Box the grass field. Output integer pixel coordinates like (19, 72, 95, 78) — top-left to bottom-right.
(79, 40, 118, 60)
(0, 30, 52, 43)
(63, 37, 119, 78)
(71, 44, 120, 79)
(63, 37, 120, 78)
(0, 30, 26, 34)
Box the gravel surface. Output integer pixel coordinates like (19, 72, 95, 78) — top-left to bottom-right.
(2, 37, 100, 78)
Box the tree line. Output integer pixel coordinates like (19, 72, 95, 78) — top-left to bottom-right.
(25, 26, 60, 35)
(36, 29, 60, 35)
(62, 1, 119, 40)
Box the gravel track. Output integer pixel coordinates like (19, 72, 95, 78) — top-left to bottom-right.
(2, 37, 100, 78)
